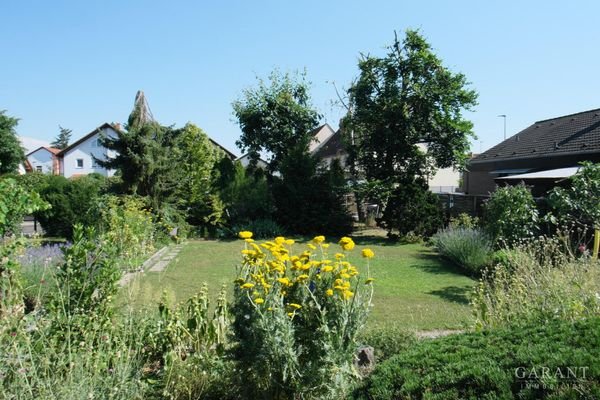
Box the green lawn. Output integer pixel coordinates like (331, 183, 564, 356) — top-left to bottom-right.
(121, 237, 476, 330)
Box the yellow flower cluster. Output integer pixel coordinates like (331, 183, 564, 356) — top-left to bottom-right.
(236, 233, 374, 314)
(339, 237, 355, 251)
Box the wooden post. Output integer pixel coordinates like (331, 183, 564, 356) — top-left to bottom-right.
(593, 229, 600, 260)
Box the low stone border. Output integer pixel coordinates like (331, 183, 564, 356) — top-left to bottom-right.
(118, 245, 169, 287)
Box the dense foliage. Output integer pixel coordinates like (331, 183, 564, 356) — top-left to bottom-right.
(0, 110, 25, 174)
(98, 195, 155, 271)
(342, 30, 477, 234)
(548, 162, 600, 230)
(231, 233, 374, 399)
(233, 70, 321, 172)
(214, 158, 274, 226)
(273, 150, 353, 236)
(34, 174, 105, 239)
(0, 178, 49, 237)
(483, 184, 539, 247)
(99, 120, 180, 212)
(355, 317, 600, 400)
(379, 179, 444, 238)
(173, 123, 226, 231)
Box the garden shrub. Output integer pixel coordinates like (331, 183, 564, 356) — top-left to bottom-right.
(546, 162, 600, 254)
(273, 148, 353, 237)
(215, 158, 274, 225)
(547, 162, 600, 230)
(1, 224, 149, 399)
(0, 177, 49, 237)
(98, 195, 156, 270)
(472, 235, 600, 329)
(448, 212, 479, 229)
(0, 179, 48, 326)
(231, 233, 374, 399)
(432, 227, 493, 274)
(49, 225, 121, 325)
(354, 317, 600, 400)
(34, 174, 106, 239)
(483, 184, 539, 247)
(380, 179, 444, 239)
(146, 284, 234, 400)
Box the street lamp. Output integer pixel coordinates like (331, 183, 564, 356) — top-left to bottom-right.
(498, 114, 507, 140)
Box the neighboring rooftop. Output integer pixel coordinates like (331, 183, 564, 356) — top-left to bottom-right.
(26, 146, 61, 156)
(57, 122, 121, 155)
(312, 129, 345, 159)
(472, 107, 600, 163)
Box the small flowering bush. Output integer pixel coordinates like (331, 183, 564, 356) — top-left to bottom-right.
(231, 232, 374, 399)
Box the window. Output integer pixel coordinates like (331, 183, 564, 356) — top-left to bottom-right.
(76, 159, 84, 168)
(36, 166, 43, 172)
(91, 157, 99, 168)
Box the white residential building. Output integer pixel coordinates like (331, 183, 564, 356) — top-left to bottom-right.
(23, 122, 238, 179)
(58, 123, 118, 178)
(26, 147, 61, 174)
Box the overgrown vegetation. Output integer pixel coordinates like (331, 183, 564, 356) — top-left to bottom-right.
(472, 235, 600, 329)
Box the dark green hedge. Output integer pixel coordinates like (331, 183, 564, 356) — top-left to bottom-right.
(355, 318, 600, 399)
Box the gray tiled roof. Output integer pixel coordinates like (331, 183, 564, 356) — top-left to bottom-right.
(313, 129, 345, 158)
(472, 108, 600, 163)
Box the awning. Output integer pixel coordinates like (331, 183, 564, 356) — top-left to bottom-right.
(489, 168, 532, 175)
(495, 167, 580, 180)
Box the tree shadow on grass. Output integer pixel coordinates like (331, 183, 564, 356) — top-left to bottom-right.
(427, 285, 472, 305)
(405, 250, 464, 276)
(352, 236, 399, 246)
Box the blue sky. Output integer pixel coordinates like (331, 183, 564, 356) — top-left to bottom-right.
(3, 0, 600, 155)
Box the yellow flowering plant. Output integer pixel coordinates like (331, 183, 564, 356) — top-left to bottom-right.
(231, 232, 374, 399)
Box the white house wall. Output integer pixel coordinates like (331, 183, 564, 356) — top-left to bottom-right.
(27, 148, 54, 173)
(62, 127, 117, 178)
(309, 125, 336, 153)
(428, 167, 460, 193)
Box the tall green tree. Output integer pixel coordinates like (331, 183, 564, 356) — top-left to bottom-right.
(174, 123, 225, 229)
(98, 91, 181, 210)
(273, 147, 352, 236)
(0, 111, 25, 174)
(50, 125, 72, 149)
(342, 30, 478, 235)
(214, 158, 274, 224)
(233, 70, 321, 172)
